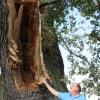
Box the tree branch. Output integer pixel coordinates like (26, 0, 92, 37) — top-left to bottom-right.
(39, 0, 59, 13)
(42, 26, 91, 65)
(40, 0, 59, 7)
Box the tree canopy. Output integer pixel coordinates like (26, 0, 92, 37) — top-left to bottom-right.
(40, 0, 100, 96)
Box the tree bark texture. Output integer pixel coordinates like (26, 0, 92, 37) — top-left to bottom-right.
(0, 0, 67, 100)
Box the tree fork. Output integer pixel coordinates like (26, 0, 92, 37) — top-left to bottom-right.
(0, 0, 55, 100)
(0, 0, 66, 100)
(7, 0, 51, 90)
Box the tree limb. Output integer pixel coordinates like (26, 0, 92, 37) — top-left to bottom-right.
(42, 26, 91, 65)
(39, 0, 59, 13)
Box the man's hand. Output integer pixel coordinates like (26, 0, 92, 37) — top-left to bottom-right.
(35, 77, 47, 85)
(36, 77, 47, 85)
(40, 77, 47, 84)
(39, 77, 59, 97)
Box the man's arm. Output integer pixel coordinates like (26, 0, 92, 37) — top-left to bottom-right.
(41, 78, 59, 97)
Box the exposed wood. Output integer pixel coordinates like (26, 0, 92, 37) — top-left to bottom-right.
(0, 0, 67, 99)
(7, 0, 51, 91)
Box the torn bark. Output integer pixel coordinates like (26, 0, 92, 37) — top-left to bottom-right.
(7, 0, 51, 91)
(0, 0, 66, 99)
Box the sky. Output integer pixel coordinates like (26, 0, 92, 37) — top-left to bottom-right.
(59, 45, 100, 100)
(58, 8, 100, 100)
(59, 7, 93, 75)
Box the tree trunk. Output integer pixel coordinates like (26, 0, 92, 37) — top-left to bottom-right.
(0, 0, 67, 100)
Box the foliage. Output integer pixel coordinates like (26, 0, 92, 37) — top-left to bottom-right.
(40, 0, 100, 96)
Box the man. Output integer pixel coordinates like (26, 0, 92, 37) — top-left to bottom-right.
(41, 78, 86, 100)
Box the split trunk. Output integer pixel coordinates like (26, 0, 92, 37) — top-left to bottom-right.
(0, 0, 67, 100)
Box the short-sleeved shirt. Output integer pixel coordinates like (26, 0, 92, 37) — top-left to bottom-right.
(58, 92, 86, 100)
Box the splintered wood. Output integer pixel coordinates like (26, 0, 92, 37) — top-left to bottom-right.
(7, 0, 50, 91)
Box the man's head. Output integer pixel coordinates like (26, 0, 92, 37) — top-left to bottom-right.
(70, 83, 81, 94)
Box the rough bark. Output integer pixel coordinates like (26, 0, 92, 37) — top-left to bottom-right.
(0, 0, 67, 100)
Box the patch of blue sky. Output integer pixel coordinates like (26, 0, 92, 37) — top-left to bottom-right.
(58, 7, 95, 75)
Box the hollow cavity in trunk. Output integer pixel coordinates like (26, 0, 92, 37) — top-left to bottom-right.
(8, 1, 50, 91)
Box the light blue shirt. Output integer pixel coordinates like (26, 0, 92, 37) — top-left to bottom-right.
(58, 92, 86, 100)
